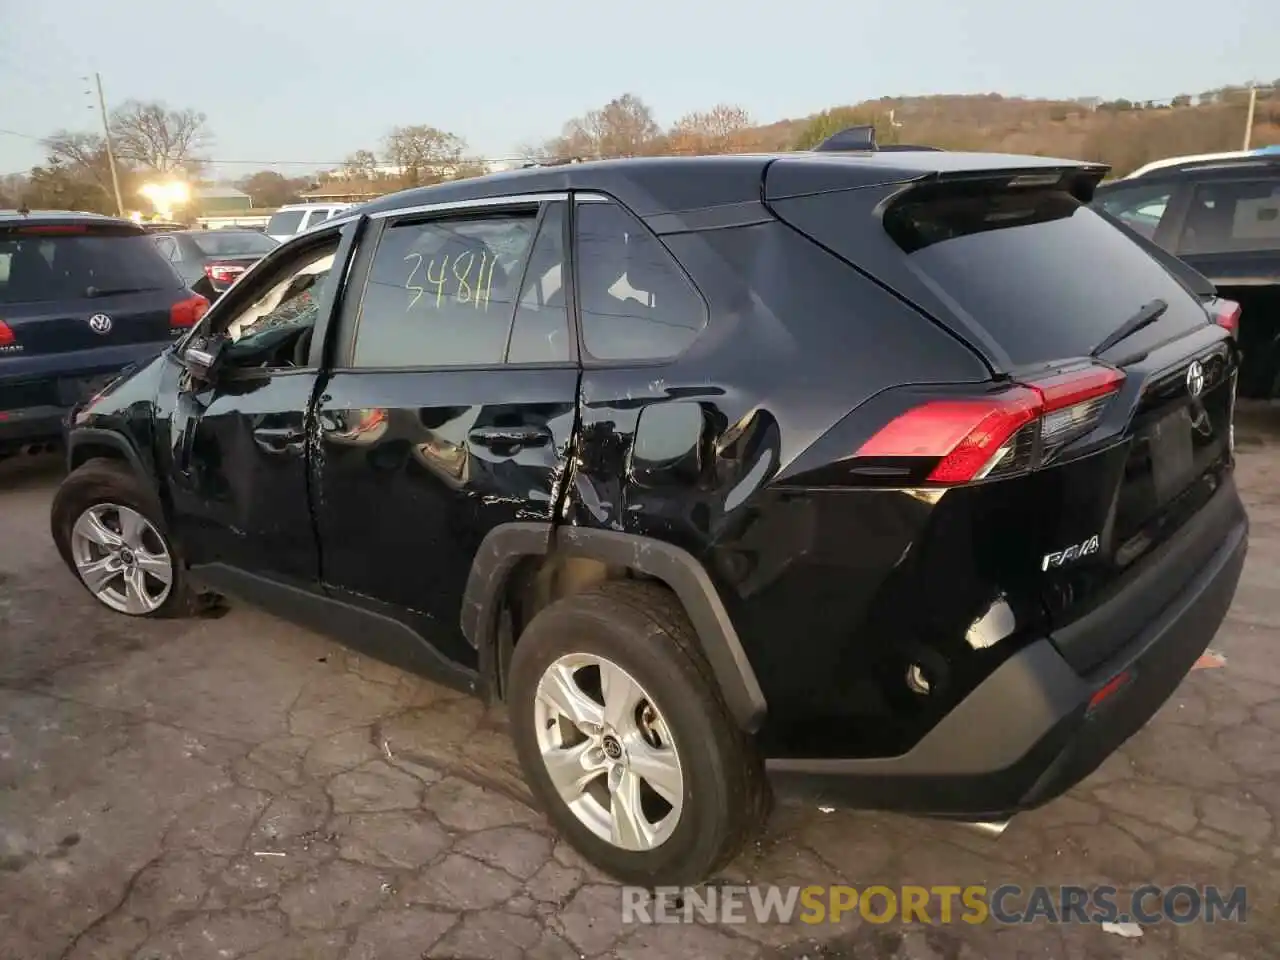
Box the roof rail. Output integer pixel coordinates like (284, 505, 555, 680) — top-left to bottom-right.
(813, 125, 944, 153)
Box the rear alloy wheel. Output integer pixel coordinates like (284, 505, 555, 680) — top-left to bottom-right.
(69, 503, 173, 614)
(508, 581, 767, 885)
(534, 652, 685, 851)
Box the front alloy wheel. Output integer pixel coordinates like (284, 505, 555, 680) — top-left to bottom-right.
(534, 652, 684, 851)
(70, 503, 174, 615)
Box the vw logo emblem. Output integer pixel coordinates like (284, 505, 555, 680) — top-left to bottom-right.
(87, 313, 113, 335)
(1186, 360, 1205, 398)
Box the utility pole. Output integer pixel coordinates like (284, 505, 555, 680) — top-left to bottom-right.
(88, 73, 125, 216)
(1242, 83, 1258, 151)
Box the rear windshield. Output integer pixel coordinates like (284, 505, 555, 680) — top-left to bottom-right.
(191, 231, 279, 257)
(884, 186, 1205, 365)
(0, 230, 180, 305)
(266, 211, 305, 236)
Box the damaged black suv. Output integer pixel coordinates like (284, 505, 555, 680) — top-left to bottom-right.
(52, 150, 1248, 885)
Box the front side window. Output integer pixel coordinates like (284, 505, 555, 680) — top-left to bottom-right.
(574, 200, 707, 361)
(217, 241, 338, 369)
(352, 211, 540, 368)
(1177, 178, 1280, 255)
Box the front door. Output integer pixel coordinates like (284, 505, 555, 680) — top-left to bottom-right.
(313, 197, 578, 670)
(162, 221, 359, 585)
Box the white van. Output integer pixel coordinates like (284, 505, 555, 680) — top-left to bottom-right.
(265, 204, 350, 242)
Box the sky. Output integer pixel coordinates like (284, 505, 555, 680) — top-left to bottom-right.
(2, 0, 1278, 179)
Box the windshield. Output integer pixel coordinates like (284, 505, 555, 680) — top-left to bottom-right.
(0, 231, 181, 305)
(265, 211, 305, 236)
(883, 186, 1207, 366)
(191, 231, 279, 257)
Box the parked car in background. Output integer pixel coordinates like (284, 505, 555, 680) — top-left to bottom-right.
(52, 151, 1246, 884)
(264, 204, 349, 242)
(0, 210, 208, 460)
(1094, 148, 1280, 397)
(149, 229, 279, 300)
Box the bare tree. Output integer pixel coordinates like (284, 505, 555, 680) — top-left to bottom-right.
(381, 126, 466, 186)
(109, 101, 210, 174)
(667, 104, 755, 154)
(342, 149, 379, 179)
(550, 94, 661, 160)
(40, 130, 124, 203)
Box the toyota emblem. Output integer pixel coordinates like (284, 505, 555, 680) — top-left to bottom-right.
(87, 313, 113, 335)
(1186, 360, 1205, 398)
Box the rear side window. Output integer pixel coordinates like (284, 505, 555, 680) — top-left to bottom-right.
(352, 211, 539, 368)
(883, 185, 1206, 366)
(0, 230, 181, 305)
(1093, 183, 1175, 243)
(1177, 179, 1280, 254)
(266, 211, 305, 236)
(574, 200, 706, 361)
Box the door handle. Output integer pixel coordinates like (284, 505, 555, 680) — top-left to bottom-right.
(468, 426, 552, 450)
(253, 426, 305, 454)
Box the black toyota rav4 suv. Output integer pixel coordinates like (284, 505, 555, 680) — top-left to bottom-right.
(52, 151, 1248, 885)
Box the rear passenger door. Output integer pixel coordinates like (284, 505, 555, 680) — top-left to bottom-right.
(313, 195, 578, 670)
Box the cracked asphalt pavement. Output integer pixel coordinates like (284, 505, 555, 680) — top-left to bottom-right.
(2, 409, 1278, 960)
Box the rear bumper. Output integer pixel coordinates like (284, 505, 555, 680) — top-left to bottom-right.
(765, 481, 1248, 819)
(0, 342, 168, 451)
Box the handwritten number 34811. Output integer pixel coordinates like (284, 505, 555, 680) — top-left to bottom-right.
(404, 251, 497, 312)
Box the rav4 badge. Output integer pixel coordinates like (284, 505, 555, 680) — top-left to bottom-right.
(1042, 535, 1100, 571)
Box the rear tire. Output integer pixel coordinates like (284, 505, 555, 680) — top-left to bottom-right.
(51, 458, 199, 618)
(508, 579, 768, 885)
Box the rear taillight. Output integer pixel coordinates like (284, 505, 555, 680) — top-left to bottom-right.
(855, 364, 1125, 486)
(1207, 298, 1241, 337)
(0, 320, 15, 347)
(204, 261, 247, 285)
(170, 294, 210, 329)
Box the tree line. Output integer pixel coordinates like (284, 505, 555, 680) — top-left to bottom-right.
(3, 82, 1278, 216)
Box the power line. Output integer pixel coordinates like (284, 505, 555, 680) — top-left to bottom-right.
(0, 127, 43, 141)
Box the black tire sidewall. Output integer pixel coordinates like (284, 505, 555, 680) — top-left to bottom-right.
(51, 461, 191, 619)
(508, 591, 746, 886)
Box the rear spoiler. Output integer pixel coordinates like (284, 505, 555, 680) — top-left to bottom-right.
(813, 125, 944, 153)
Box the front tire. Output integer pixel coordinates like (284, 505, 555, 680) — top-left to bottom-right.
(51, 458, 197, 618)
(508, 580, 767, 885)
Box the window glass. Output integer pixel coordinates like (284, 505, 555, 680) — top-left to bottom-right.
(574, 200, 706, 361)
(152, 235, 181, 261)
(304, 209, 332, 230)
(191, 231, 278, 257)
(1177, 179, 1280, 254)
(0, 232, 182, 304)
(883, 186, 1207, 367)
(221, 243, 338, 368)
(353, 212, 538, 368)
(507, 203, 570, 363)
(265, 210, 305, 236)
(1093, 183, 1174, 243)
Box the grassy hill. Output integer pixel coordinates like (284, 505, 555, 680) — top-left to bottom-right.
(743, 88, 1280, 176)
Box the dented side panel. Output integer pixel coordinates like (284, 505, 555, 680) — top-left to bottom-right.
(310, 366, 580, 669)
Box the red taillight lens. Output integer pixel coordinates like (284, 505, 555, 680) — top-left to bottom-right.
(0, 320, 15, 346)
(204, 262, 246, 285)
(170, 293, 210, 329)
(1088, 669, 1132, 711)
(855, 365, 1125, 486)
(1207, 298, 1241, 336)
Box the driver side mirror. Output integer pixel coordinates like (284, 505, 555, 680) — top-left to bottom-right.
(181, 332, 229, 386)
